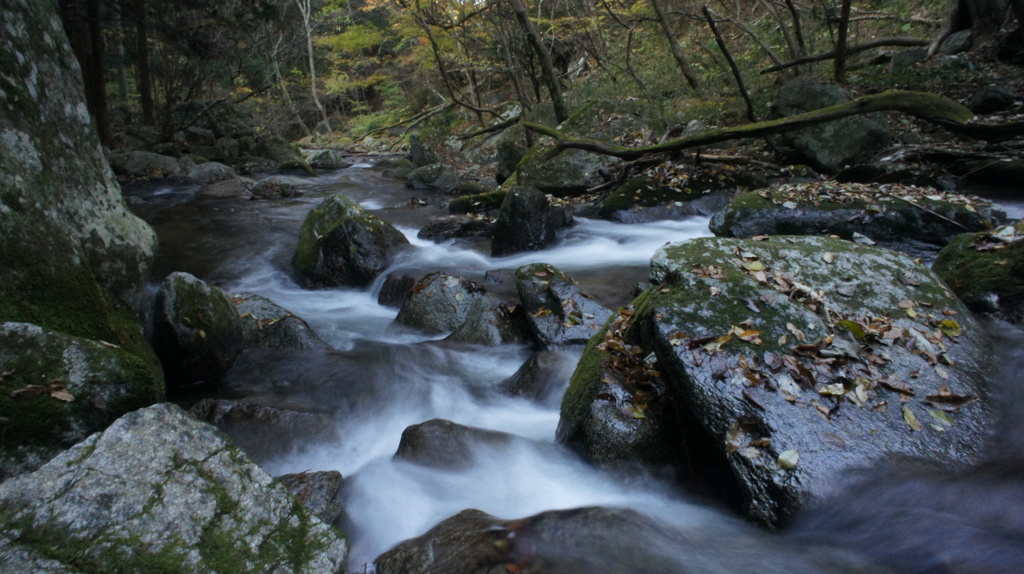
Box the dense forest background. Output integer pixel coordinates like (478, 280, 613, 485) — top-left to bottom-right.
(56, 0, 1024, 149)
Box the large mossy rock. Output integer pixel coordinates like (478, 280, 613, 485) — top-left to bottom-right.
(406, 163, 459, 193)
(771, 76, 891, 173)
(515, 101, 653, 197)
(0, 403, 348, 572)
(394, 272, 491, 334)
(561, 236, 992, 527)
(374, 506, 880, 574)
(306, 149, 351, 170)
(932, 223, 1024, 324)
(0, 0, 162, 475)
(0, 322, 164, 479)
(151, 272, 244, 390)
(491, 186, 572, 256)
(515, 263, 612, 347)
(295, 194, 410, 288)
(710, 182, 1003, 252)
(107, 150, 183, 179)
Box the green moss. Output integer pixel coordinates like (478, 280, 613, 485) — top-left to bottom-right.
(448, 189, 507, 214)
(295, 194, 363, 273)
(933, 226, 1024, 317)
(598, 177, 698, 216)
(559, 318, 613, 435)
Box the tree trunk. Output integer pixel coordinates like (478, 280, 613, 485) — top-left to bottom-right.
(134, 0, 154, 125)
(60, 0, 112, 146)
(649, 0, 706, 96)
(833, 0, 853, 85)
(508, 0, 569, 123)
(293, 0, 330, 134)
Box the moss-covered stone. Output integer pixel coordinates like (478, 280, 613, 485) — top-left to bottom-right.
(294, 193, 410, 288)
(447, 189, 508, 214)
(932, 223, 1024, 324)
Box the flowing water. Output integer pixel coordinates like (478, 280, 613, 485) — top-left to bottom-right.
(127, 165, 1024, 572)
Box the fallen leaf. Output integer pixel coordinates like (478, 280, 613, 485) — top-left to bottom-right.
(822, 252, 835, 264)
(903, 405, 924, 431)
(51, 390, 75, 402)
(10, 385, 45, 400)
(937, 319, 962, 337)
(778, 450, 799, 470)
(742, 260, 765, 272)
(835, 320, 866, 340)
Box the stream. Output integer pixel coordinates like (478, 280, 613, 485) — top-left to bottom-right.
(127, 163, 1024, 572)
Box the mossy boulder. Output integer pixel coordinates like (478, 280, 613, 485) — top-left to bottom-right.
(710, 183, 1004, 253)
(108, 150, 184, 179)
(932, 223, 1024, 323)
(406, 163, 458, 193)
(448, 189, 507, 215)
(306, 149, 351, 170)
(0, 322, 164, 479)
(491, 186, 572, 256)
(598, 177, 734, 223)
(561, 236, 992, 527)
(515, 263, 613, 347)
(294, 193, 410, 288)
(771, 76, 891, 173)
(417, 215, 493, 243)
(250, 175, 307, 200)
(394, 272, 490, 334)
(375, 156, 416, 180)
(151, 272, 244, 390)
(276, 470, 345, 527)
(0, 403, 348, 572)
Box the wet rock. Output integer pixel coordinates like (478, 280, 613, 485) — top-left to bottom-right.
(0, 403, 348, 572)
(394, 272, 490, 334)
(710, 182, 1004, 254)
(628, 236, 988, 526)
(967, 85, 1017, 114)
(194, 177, 249, 200)
(599, 177, 736, 223)
(188, 161, 236, 184)
(231, 292, 331, 350)
(418, 215, 494, 243)
(394, 419, 517, 470)
(453, 179, 497, 196)
(503, 350, 579, 406)
(1, 0, 161, 475)
(0, 322, 163, 480)
(151, 272, 244, 389)
(108, 150, 184, 179)
(491, 186, 572, 256)
(448, 189, 508, 215)
(255, 136, 304, 164)
(515, 263, 612, 347)
(376, 156, 416, 179)
(446, 300, 532, 346)
(770, 76, 891, 173)
(250, 175, 307, 199)
(374, 506, 880, 574)
(406, 163, 459, 193)
(306, 149, 352, 170)
(294, 193, 410, 288)
(959, 158, 1024, 188)
(932, 222, 1024, 324)
(939, 30, 972, 55)
(190, 398, 335, 463)
(276, 470, 345, 526)
(378, 273, 419, 308)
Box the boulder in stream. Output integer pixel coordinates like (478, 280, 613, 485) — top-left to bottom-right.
(418, 215, 494, 243)
(709, 182, 1003, 254)
(561, 236, 992, 526)
(446, 300, 532, 347)
(515, 263, 612, 347)
(232, 292, 331, 350)
(306, 149, 352, 170)
(276, 470, 346, 526)
(295, 193, 410, 288)
(0, 403, 348, 573)
(394, 419, 517, 470)
(189, 398, 336, 463)
(151, 272, 244, 389)
(932, 222, 1024, 324)
(251, 175, 308, 199)
(491, 186, 572, 256)
(108, 150, 184, 179)
(406, 163, 459, 193)
(394, 272, 491, 334)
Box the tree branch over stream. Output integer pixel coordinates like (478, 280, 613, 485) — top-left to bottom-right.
(523, 91, 974, 161)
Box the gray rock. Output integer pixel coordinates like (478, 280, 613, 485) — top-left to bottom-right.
(294, 194, 410, 288)
(306, 149, 352, 170)
(188, 161, 236, 184)
(394, 272, 491, 334)
(503, 350, 580, 406)
(418, 215, 493, 243)
(515, 263, 612, 347)
(0, 403, 348, 572)
(190, 398, 335, 463)
(108, 150, 184, 179)
(0, 322, 163, 480)
(771, 76, 891, 173)
(276, 470, 345, 526)
(446, 299, 532, 346)
(232, 292, 331, 350)
(194, 177, 249, 200)
(251, 175, 307, 199)
(406, 163, 459, 192)
(409, 133, 441, 167)
(378, 273, 419, 308)
(570, 236, 991, 526)
(255, 136, 303, 164)
(889, 47, 927, 72)
(394, 419, 517, 470)
(939, 30, 973, 55)
(151, 272, 244, 389)
(968, 85, 1017, 115)
(374, 506, 880, 574)
(491, 186, 572, 256)
(375, 156, 416, 179)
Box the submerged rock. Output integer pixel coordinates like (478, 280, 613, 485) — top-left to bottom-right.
(515, 263, 612, 347)
(189, 398, 336, 463)
(0, 322, 163, 479)
(151, 272, 244, 389)
(0, 403, 348, 572)
(394, 272, 491, 334)
(932, 223, 1024, 324)
(251, 175, 308, 199)
(374, 506, 881, 574)
(562, 236, 992, 526)
(394, 419, 517, 470)
(503, 349, 582, 406)
(294, 194, 410, 288)
(710, 182, 1003, 253)
(232, 292, 331, 350)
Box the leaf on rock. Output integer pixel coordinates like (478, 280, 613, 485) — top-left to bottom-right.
(742, 260, 765, 272)
(50, 390, 75, 402)
(10, 385, 45, 400)
(937, 319, 962, 337)
(822, 252, 835, 264)
(534, 307, 552, 318)
(778, 450, 799, 470)
(929, 409, 954, 430)
(903, 405, 924, 431)
(835, 320, 866, 341)
(702, 335, 733, 354)
(786, 323, 807, 342)
(880, 377, 915, 396)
